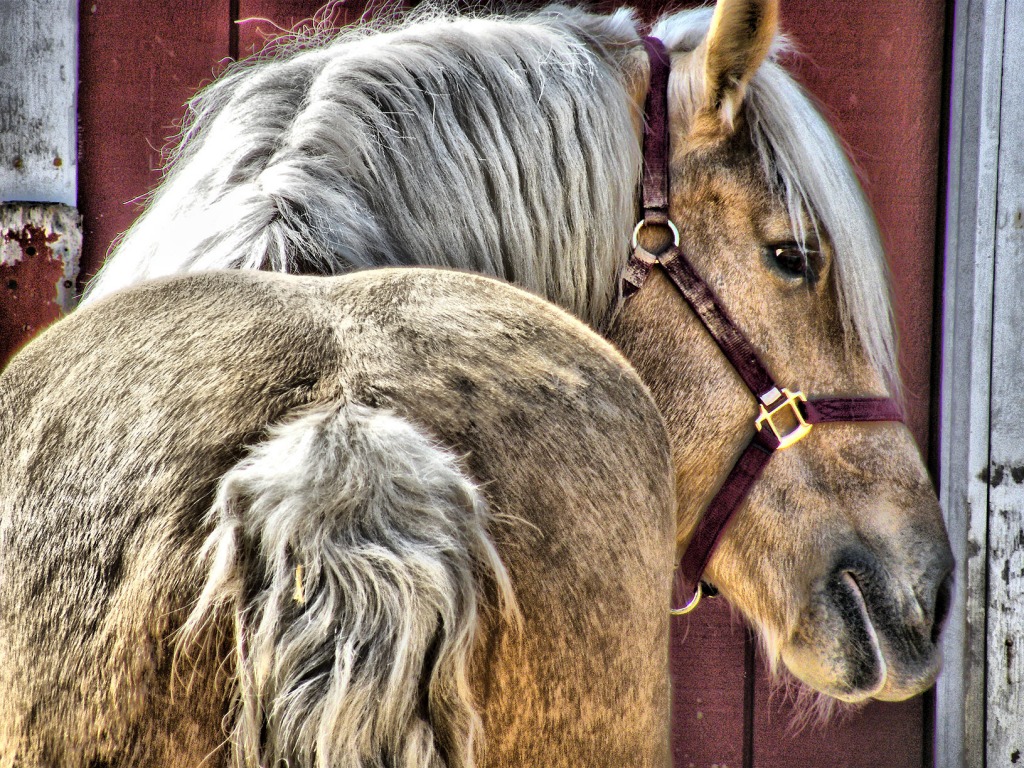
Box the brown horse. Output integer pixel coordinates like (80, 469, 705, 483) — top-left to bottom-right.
(83, 0, 952, 700)
(2, 0, 952, 763)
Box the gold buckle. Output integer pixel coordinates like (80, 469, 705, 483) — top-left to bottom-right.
(755, 388, 811, 450)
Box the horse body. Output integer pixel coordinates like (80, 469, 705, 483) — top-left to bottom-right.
(86, 0, 950, 700)
(0, 269, 675, 766)
(1, 0, 955, 762)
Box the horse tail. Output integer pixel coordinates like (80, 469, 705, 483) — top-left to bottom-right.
(179, 403, 515, 768)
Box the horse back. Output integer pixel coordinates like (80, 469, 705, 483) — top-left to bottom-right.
(0, 269, 675, 767)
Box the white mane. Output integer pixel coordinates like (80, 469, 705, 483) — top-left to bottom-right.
(84, 4, 897, 388)
(84, 6, 644, 328)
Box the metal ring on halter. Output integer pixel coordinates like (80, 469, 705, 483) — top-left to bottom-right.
(632, 219, 680, 250)
(669, 580, 702, 616)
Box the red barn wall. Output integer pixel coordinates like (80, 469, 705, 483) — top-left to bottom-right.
(7, 1, 950, 766)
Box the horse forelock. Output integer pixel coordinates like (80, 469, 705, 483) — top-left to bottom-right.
(654, 9, 901, 397)
(89, 5, 645, 327)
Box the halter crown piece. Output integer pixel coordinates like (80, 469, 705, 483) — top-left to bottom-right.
(627, 37, 905, 615)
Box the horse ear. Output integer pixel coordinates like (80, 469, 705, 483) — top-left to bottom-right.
(690, 0, 779, 142)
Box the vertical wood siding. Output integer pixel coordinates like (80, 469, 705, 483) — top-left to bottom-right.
(77, 0, 230, 285)
(940, 1, 1024, 765)
(0, 0, 78, 205)
(984, 3, 1024, 759)
(67, 1, 951, 766)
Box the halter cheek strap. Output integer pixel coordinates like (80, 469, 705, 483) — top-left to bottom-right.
(630, 37, 905, 614)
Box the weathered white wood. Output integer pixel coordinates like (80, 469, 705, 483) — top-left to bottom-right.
(985, 0, 1024, 761)
(0, 0, 78, 205)
(937, 2, 1004, 767)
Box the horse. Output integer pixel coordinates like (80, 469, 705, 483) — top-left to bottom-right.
(0, 268, 678, 767)
(9, 0, 953, 760)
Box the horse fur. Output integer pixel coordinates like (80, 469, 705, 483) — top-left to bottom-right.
(0, 268, 676, 767)
(12, 0, 955, 756)
(691, 0, 779, 140)
(180, 403, 512, 768)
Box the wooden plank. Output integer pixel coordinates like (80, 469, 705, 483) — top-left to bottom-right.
(670, 600, 748, 768)
(0, 1, 81, 367)
(985, 0, 1024, 761)
(753, 678, 922, 768)
(0, 204, 81, 362)
(779, 0, 945, 452)
(77, 0, 231, 283)
(0, 0, 77, 205)
(937, 2, 1005, 766)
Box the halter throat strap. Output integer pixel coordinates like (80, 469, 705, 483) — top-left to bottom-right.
(630, 37, 905, 613)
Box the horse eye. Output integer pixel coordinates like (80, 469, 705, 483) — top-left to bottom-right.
(765, 243, 817, 283)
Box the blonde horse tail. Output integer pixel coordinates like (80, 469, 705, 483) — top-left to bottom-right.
(179, 403, 515, 768)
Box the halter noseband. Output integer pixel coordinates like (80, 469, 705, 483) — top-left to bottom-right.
(629, 37, 904, 614)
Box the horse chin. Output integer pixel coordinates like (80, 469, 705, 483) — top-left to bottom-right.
(779, 569, 942, 704)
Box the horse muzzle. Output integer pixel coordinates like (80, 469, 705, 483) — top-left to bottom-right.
(782, 538, 954, 703)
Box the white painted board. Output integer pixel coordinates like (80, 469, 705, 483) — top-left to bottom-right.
(937, 1, 1002, 764)
(0, 0, 78, 205)
(940, 0, 1024, 765)
(986, 0, 1024, 761)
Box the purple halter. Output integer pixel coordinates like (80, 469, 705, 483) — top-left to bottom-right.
(625, 37, 904, 613)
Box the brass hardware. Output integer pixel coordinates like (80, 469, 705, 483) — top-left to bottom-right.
(755, 388, 811, 449)
(669, 581, 703, 615)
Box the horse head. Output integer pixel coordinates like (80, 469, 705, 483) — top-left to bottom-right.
(609, 0, 953, 704)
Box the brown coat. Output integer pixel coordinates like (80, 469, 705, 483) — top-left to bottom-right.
(0, 268, 675, 767)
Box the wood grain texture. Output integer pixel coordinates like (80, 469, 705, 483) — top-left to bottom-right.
(985, 0, 1024, 762)
(670, 599, 748, 768)
(779, 0, 945, 454)
(0, 2, 80, 368)
(937, 2, 1004, 766)
(0, 204, 81, 361)
(0, 0, 78, 205)
(752, 671, 923, 768)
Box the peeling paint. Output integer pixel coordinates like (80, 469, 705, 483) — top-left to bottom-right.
(981, 462, 1024, 487)
(991, 463, 1005, 487)
(0, 203, 81, 363)
(967, 538, 982, 560)
(1, 202, 81, 313)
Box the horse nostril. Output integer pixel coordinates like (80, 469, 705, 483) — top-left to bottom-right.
(931, 571, 954, 644)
